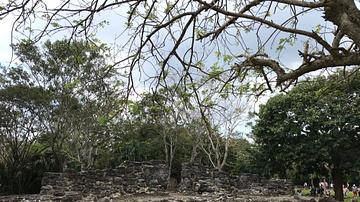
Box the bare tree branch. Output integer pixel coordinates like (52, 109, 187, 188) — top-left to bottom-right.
(2, 0, 360, 95)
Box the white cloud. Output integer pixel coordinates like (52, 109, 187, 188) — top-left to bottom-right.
(0, 15, 15, 66)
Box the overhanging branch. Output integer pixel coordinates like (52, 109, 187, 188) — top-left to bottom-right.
(239, 52, 360, 85)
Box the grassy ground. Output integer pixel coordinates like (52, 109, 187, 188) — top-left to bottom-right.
(295, 188, 360, 202)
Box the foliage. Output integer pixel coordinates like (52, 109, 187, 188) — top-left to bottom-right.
(0, 51, 253, 193)
(222, 136, 253, 175)
(125, 87, 200, 176)
(0, 82, 52, 194)
(252, 69, 360, 200)
(0, 39, 123, 194)
(11, 39, 122, 171)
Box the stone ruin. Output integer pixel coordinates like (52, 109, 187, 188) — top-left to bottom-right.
(180, 162, 293, 196)
(0, 160, 294, 201)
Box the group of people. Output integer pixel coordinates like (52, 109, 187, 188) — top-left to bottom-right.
(307, 181, 332, 197)
(302, 181, 359, 198)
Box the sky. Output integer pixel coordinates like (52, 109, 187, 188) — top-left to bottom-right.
(0, 12, 15, 66)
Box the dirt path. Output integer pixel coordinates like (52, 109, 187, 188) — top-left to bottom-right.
(115, 192, 306, 202)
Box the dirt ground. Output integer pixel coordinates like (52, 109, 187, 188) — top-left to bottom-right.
(115, 192, 308, 202)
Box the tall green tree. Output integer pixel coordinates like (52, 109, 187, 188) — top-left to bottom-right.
(10, 39, 123, 171)
(0, 38, 123, 188)
(252, 69, 360, 201)
(0, 82, 52, 194)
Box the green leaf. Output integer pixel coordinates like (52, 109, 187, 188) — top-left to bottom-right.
(51, 22, 59, 27)
(97, 116, 110, 125)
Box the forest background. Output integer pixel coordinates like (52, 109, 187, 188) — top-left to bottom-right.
(1, 1, 360, 201)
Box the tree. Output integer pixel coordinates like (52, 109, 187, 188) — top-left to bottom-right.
(0, 83, 52, 194)
(252, 69, 360, 201)
(4, 39, 123, 171)
(127, 86, 192, 178)
(195, 79, 250, 171)
(223, 135, 253, 175)
(1, 0, 360, 94)
(0, 39, 126, 193)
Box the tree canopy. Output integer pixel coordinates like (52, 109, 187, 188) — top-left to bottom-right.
(1, 0, 360, 94)
(252, 70, 360, 200)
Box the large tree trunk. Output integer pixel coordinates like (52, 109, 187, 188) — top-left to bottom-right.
(332, 167, 344, 201)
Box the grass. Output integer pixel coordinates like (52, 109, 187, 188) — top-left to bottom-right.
(294, 188, 360, 202)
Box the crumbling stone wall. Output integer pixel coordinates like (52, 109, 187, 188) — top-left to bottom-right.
(40, 160, 168, 201)
(179, 162, 293, 196)
(0, 161, 294, 201)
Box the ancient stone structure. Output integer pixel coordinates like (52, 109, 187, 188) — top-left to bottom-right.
(0, 160, 296, 201)
(179, 162, 293, 196)
(40, 160, 168, 201)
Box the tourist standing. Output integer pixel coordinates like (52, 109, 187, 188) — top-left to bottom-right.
(303, 182, 308, 190)
(343, 184, 349, 197)
(352, 184, 358, 198)
(318, 183, 324, 197)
